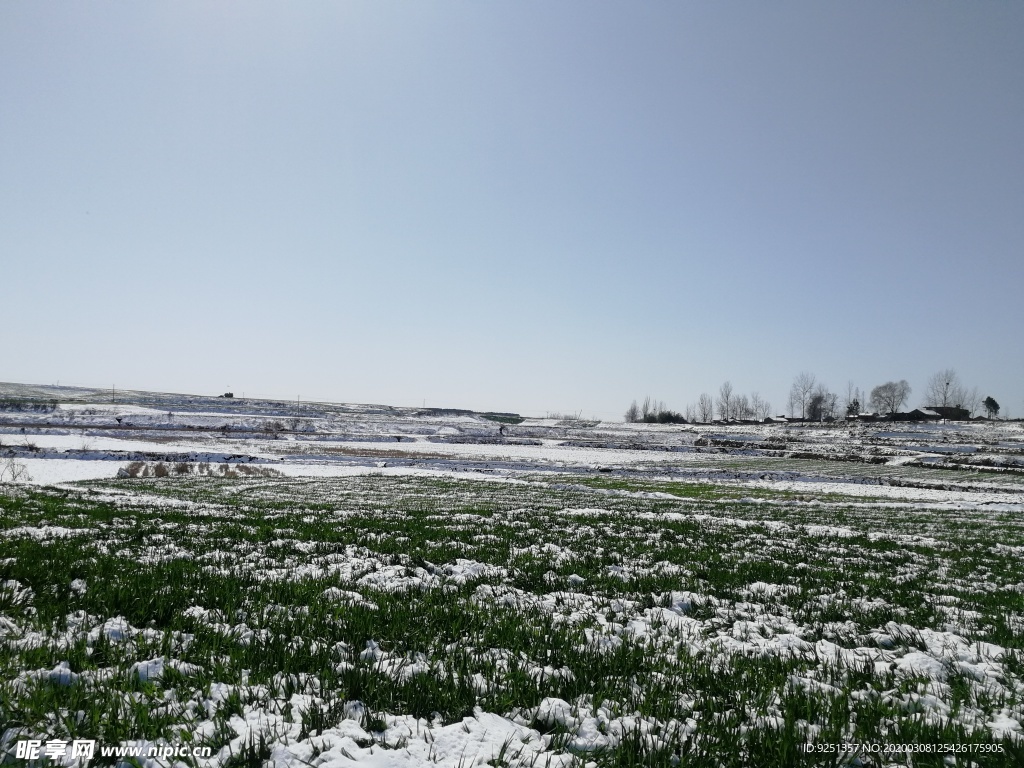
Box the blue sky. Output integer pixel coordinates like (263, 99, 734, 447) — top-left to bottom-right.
(3, 2, 1022, 418)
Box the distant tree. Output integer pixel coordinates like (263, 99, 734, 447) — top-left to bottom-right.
(716, 381, 734, 421)
(961, 387, 981, 418)
(924, 369, 967, 409)
(750, 392, 771, 421)
(697, 393, 714, 423)
(806, 384, 838, 422)
(641, 396, 653, 421)
(843, 382, 861, 417)
(825, 391, 839, 420)
(624, 400, 640, 423)
(984, 396, 1000, 419)
(625, 397, 685, 424)
(790, 372, 816, 419)
(807, 392, 824, 422)
(684, 403, 697, 423)
(734, 394, 751, 420)
(654, 409, 686, 424)
(626, 397, 683, 423)
(806, 387, 839, 423)
(870, 380, 912, 416)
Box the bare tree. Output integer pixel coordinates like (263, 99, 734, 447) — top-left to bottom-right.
(750, 392, 761, 421)
(624, 400, 640, 423)
(1, 457, 31, 483)
(750, 392, 771, 421)
(923, 369, 982, 416)
(844, 381, 862, 417)
(843, 381, 862, 416)
(697, 393, 714, 423)
(684, 403, 696, 423)
(734, 394, 751, 420)
(870, 380, 912, 416)
(631, 397, 677, 423)
(924, 369, 966, 408)
(824, 391, 839, 421)
(808, 384, 836, 422)
(961, 386, 981, 417)
(716, 381, 734, 421)
(790, 372, 816, 419)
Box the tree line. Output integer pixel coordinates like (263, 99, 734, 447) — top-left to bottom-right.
(625, 384, 771, 424)
(625, 368, 1003, 424)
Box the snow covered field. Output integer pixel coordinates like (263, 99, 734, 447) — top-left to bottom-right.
(2, 384, 1024, 766)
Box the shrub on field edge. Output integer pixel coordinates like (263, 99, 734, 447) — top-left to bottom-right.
(118, 461, 282, 479)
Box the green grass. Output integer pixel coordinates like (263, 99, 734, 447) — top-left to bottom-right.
(563, 475, 873, 504)
(2, 474, 1023, 766)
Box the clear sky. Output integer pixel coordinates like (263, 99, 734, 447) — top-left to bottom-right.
(3, 2, 1022, 419)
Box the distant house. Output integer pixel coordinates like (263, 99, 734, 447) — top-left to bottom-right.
(889, 409, 945, 422)
(847, 412, 882, 422)
(925, 405, 970, 421)
(764, 416, 788, 423)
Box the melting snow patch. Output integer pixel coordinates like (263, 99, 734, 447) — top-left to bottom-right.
(131, 657, 165, 682)
(896, 651, 948, 681)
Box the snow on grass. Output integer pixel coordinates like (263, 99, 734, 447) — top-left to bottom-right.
(3, 400, 1024, 764)
(13, 458, 137, 485)
(3, 470, 1024, 766)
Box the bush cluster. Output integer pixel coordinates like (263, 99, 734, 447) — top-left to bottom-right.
(642, 410, 686, 424)
(624, 398, 687, 424)
(121, 461, 283, 479)
(0, 398, 58, 413)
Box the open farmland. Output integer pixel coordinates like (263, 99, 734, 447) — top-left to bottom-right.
(3, 385, 1024, 766)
